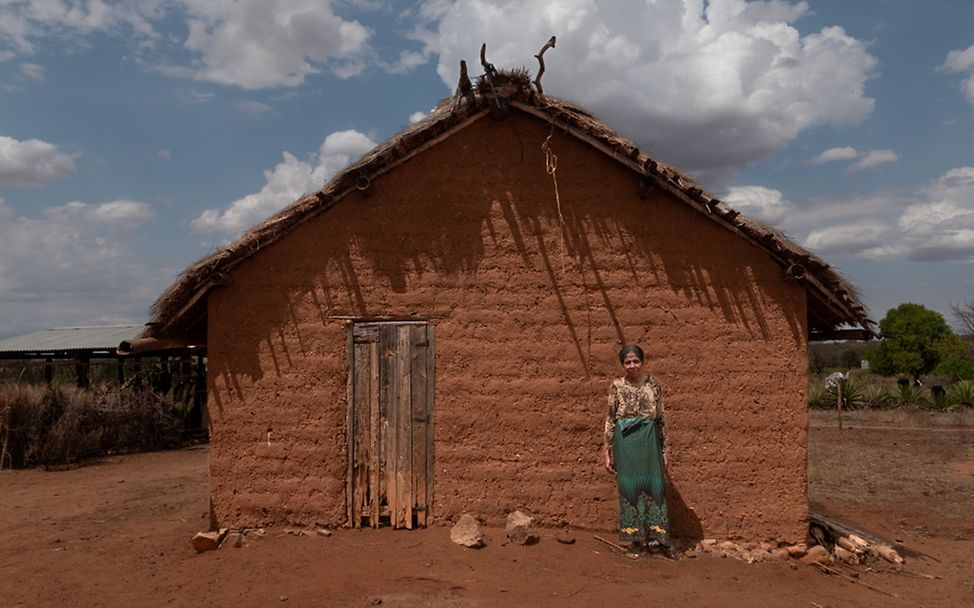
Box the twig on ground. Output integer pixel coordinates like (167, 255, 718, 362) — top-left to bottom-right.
(592, 534, 627, 553)
(815, 563, 900, 599)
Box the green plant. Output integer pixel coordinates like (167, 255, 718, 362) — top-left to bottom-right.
(947, 381, 974, 408)
(838, 377, 864, 410)
(808, 387, 831, 409)
(933, 357, 974, 381)
(861, 384, 895, 409)
(895, 381, 930, 408)
(868, 303, 965, 381)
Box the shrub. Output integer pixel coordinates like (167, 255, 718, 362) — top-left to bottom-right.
(947, 381, 974, 408)
(894, 381, 930, 408)
(808, 386, 832, 409)
(0, 382, 182, 469)
(932, 357, 974, 382)
(838, 377, 864, 410)
(861, 384, 895, 409)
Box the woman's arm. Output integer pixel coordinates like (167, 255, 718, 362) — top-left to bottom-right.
(604, 383, 617, 472)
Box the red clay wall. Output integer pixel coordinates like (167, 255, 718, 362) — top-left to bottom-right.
(206, 111, 809, 542)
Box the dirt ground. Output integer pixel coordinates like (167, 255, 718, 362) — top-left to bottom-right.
(2, 409, 972, 608)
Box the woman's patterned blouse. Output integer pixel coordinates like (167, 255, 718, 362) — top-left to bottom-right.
(604, 376, 667, 455)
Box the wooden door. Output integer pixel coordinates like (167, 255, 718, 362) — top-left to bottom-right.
(347, 321, 434, 529)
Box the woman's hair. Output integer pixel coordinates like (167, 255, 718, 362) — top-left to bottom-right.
(618, 344, 645, 364)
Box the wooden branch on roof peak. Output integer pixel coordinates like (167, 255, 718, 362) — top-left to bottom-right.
(533, 36, 556, 96)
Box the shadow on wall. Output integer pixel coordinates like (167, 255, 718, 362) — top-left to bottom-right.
(206, 118, 804, 404)
(668, 482, 704, 541)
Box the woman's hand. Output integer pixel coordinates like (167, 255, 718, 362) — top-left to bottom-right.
(604, 448, 615, 473)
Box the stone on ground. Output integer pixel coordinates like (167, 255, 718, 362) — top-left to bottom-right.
(505, 510, 539, 545)
(799, 544, 831, 566)
(192, 528, 228, 553)
(451, 513, 488, 548)
(555, 530, 576, 544)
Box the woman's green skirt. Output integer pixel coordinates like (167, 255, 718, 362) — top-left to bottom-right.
(613, 417, 669, 544)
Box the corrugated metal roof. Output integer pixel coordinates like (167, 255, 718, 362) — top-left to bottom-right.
(0, 325, 142, 354)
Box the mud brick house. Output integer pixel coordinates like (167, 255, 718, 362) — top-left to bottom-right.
(130, 73, 872, 544)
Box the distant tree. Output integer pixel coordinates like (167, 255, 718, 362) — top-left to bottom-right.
(933, 357, 974, 382)
(867, 303, 964, 381)
(952, 301, 974, 336)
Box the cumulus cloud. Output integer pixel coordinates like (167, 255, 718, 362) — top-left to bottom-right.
(180, 0, 372, 88)
(790, 166, 974, 262)
(0, 1, 384, 90)
(0, 135, 77, 188)
(806, 146, 859, 165)
(0, 0, 162, 56)
(723, 185, 793, 224)
(422, 0, 877, 173)
(941, 43, 974, 105)
(408, 110, 428, 124)
(191, 129, 376, 234)
(848, 149, 898, 171)
(941, 43, 974, 73)
(805, 146, 899, 171)
(0, 197, 161, 335)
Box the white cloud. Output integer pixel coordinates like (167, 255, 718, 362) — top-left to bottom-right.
(805, 146, 898, 171)
(180, 0, 372, 88)
(962, 75, 974, 105)
(408, 110, 427, 124)
(941, 43, 974, 73)
(792, 166, 974, 262)
(941, 44, 974, 105)
(806, 146, 859, 165)
(0, 135, 77, 188)
(804, 222, 894, 256)
(235, 100, 272, 114)
(723, 185, 793, 224)
(848, 149, 898, 171)
(157, 148, 172, 160)
(0, 197, 161, 335)
(422, 0, 877, 173)
(0, 0, 162, 56)
(191, 129, 376, 234)
(20, 61, 43, 80)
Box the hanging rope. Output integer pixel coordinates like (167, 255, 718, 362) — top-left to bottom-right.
(541, 126, 568, 277)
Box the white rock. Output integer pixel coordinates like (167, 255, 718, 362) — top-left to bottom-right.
(451, 514, 488, 548)
(505, 510, 539, 545)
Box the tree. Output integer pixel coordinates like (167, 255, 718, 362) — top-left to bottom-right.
(867, 303, 964, 381)
(951, 301, 974, 336)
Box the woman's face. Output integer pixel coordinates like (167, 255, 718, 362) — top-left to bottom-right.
(622, 352, 644, 376)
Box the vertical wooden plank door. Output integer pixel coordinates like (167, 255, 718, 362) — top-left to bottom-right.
(348, 322, 434, 529)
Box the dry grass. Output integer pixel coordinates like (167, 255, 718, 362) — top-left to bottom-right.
(0, 382, 182, 469)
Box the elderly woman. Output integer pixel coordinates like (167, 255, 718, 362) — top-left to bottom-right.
(603, 344, 674, 558)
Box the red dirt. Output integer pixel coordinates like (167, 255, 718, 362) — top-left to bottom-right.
(2, 410, 973, 607)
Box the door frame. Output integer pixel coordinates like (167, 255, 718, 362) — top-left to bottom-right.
(345, 320, 435, 529)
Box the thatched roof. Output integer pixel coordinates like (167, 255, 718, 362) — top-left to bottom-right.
(138, 77, 874, 347)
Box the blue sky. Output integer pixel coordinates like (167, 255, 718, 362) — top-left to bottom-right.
(1, 0, 973, 338)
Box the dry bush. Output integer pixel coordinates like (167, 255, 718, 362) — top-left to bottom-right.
(0, 382, 182, 469)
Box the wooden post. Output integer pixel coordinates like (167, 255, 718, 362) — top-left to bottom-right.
(44, 357, 53, 385)
(836, 380, 844, 430)
(75, 354, 90, 389)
